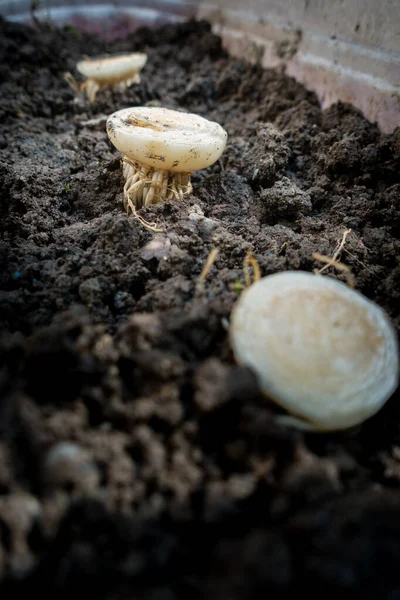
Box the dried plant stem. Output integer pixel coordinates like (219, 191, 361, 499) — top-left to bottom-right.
(243, 249, 261, 288)
(313, 228, 355, 287)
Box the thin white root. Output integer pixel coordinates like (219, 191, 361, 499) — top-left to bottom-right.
(315, 228, 352, 274)
(122, 156, 192, 210)
(80, 79, 100, 103)
(63, 72, 80, 93)
(80, 73, 141, 103)
(313, 228, 355, 288)
(126, 198, 164, 233)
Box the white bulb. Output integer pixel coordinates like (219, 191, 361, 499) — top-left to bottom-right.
(75, 53, 147, 103)
(77, 53, 147, 84)
(106, 106, 228, 173)
(230, 271, 399, 431)
(106, 106, 228, 212)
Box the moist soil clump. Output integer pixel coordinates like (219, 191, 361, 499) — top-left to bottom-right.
(1, 15, 400, 600)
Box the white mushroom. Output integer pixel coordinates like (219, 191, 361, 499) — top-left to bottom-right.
(106, 106, 228, 212)
(76, 53, 147, 102)
(229, 271, 399, 432)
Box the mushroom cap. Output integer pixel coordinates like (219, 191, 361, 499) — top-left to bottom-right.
(106, 106, 228, 173)
(76, 53, 147, 84)
(230, 271, 399, 431)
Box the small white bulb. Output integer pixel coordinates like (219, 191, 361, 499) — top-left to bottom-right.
(76, 53, 147, 102)
(106, 106, 227, 211)
(229, 271, 399, 431)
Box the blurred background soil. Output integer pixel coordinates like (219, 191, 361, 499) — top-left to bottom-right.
(0, 16, 400, 600)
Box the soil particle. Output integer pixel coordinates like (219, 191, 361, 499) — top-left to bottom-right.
(0, 14, 400, 600)
(259, 176, 312, 222)
(229, 123, 290, 188)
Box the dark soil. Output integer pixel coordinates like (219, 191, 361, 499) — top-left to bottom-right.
(1, 15, 400, 600)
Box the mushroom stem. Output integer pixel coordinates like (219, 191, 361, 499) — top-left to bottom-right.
(121, 157, 192, 211)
